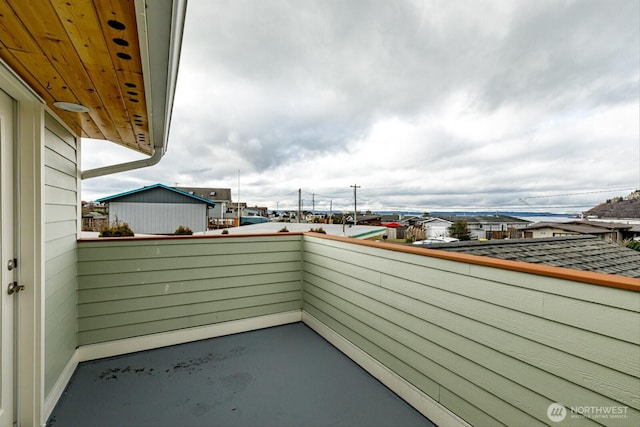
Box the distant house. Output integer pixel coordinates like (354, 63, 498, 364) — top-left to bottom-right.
(435, 214, 531, 240)
(351, 214, 382, 226)
(227, 202, 247, 217)
(175, 187, 235, 228)
(81, 212, 108, 232)
(523, 220, 632, 243)
(245, 206, 269, 217)
(97, 184, 214, 235)
(415, 217, 454, 239)
(424, 235, 640, 278)
(380, 214, 401, 223)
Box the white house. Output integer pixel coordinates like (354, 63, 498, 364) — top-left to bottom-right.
(416, 217, 454, 239)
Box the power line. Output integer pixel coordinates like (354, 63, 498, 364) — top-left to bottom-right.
(301, 190, 349, 200)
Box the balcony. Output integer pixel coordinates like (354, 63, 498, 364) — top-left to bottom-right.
(46, 233, 639, 426)
(49, 322, 434, 427)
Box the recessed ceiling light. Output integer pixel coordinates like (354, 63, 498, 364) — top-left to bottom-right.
(53, 101, 90, 113)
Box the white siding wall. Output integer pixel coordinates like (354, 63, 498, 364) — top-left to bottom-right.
(423, 222, 450, 238)
(44, 114, 78, 396)
(109, 202, 208, 234)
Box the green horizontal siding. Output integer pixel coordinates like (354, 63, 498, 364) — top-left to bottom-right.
(75, 232, 639, 427)
(44, 115, 78, 396)
(79, 301, 301, 344)
(302, 236, 640, 427)
(77, 235, 303, 345)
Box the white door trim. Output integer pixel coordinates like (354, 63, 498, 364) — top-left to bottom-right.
(0, 84, 16, 427)
(0, 60, 46, 427)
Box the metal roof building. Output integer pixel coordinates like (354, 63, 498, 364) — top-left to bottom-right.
(97, 184, 214, 235)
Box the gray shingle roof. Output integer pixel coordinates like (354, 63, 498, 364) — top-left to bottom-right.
(176, 187, 232, 202)
(424, 235, 640, 278)
(437, 214, 531, 224)
(524, 222, 612, 234)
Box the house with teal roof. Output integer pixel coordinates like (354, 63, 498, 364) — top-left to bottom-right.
(97, 184, 215, 235)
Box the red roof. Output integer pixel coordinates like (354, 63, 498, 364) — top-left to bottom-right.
(382, 222, 402, 228)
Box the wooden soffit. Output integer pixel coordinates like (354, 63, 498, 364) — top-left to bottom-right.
(0, 0, 151, 155)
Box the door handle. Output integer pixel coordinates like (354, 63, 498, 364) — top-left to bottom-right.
(7, 281, 24, 295)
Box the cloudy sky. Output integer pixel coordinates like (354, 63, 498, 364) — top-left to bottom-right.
(82, 0, 640, 213)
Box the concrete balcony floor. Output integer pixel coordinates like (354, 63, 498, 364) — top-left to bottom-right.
(47, 323, 435, 427)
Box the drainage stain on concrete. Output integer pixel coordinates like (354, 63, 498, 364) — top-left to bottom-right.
(97, 366, 155, 382)
(96, 345, 248, 381)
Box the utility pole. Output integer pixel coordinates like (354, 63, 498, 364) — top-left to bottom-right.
(312, 193, 315, 222)
(351, 184, 361, 225)
(298, 188, 302, 223)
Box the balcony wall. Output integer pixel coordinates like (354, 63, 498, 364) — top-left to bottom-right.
(75, 233, 640, 427)
(301, 235, 639, 426)
(77, 234, 303, 345)
(44, 114, 79, 396)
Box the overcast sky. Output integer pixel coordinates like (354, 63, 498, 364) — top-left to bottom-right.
(82, 0, 640, 213)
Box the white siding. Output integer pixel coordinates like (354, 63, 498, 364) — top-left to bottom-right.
(109, 202, 208, 234)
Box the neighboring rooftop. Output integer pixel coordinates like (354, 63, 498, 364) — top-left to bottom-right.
(176, 187, 233, 202)
(422, 235, 640, 278)
(200, 222, 388, 239)
(97, 183, 215, 206)
(436, 214, 531, 225)
(524, 221, 630, 235)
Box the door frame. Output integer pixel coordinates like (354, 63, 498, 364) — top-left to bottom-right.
(0, 60, 46, 427)
(0, 80, 16, 427)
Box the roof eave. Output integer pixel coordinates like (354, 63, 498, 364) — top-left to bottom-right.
(82, 0, 187, 180)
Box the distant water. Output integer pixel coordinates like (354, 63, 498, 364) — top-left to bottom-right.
(298, 210, 576, 224)
(377, 211, 575, 223)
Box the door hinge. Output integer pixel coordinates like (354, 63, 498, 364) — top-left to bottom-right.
(7, 281, 24, 295)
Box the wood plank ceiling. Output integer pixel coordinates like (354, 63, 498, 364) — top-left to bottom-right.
(0, 0, 151, 155)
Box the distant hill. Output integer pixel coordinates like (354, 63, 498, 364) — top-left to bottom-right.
(583, 190, 640, 219)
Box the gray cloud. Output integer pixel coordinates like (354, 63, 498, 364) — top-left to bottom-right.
(82, 0, 639, 213)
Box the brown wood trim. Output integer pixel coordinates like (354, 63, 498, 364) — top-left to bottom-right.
(78, 232, 305, 242)
(303, 233, 640, 293)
